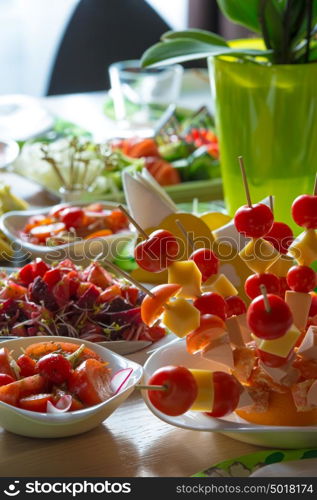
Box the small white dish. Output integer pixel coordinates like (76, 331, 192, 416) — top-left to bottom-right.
(0, 336, 142, 438)
(0, 201, 134, 265)
(142, 340, 317, 449)
(0, 137, 20, 169)
(100, 340, 152, 355)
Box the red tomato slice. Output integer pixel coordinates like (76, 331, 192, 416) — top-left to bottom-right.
(68, 359, 112, 406)
(0, 281, 27, 300)
(186, 314, 225, 354)
(0, 347, 15, 378)
(25, 342, 102, 362)
(19, 393, 54, 412)
(0, 374, 47, 406)
(141, 284, 182, 326)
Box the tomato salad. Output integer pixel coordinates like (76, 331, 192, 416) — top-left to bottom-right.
(0, 259, 165, 343)
(20, 203, 130, 247)
(0, 341, 114, 412)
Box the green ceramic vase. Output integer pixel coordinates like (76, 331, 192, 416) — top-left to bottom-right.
(210, 56, 317, 232)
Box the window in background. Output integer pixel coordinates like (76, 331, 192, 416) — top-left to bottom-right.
(0, 0, 188, 97)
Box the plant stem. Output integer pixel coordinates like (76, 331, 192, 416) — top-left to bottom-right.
(305, 0, 313, 62)
(258, 0, 272, 51)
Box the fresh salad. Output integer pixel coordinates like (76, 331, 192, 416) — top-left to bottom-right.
(14, 112, 220, 199)
(0, 341, 114, 412)
(0, 259, 165, 343)
(20, 202, 130, 247)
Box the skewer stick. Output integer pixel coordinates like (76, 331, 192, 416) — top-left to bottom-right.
(269, 195, 274, 214)
(136, 384, 167, 391)
(314, 173, 317, 196)
(104, 259, 155, 298)
(175, 219, 194, 251)
(238, 156, 252, 208)
(118, 205, 149, 239)
(260, 284, 271, 313)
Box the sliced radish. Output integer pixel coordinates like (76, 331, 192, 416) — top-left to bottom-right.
(46, 394, 73, 413)
(110, 368, 133, 395)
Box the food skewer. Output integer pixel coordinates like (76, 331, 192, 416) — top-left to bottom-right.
(118, 204, 149, 239)
(238, 155, 252, 207)
(175, 219, 194, 250)
(103, 259, 155, 298)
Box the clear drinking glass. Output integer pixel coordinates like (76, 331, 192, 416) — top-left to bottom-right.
(109, 60, 183, 133)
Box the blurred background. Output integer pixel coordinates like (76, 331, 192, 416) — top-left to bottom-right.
(0, 0, 250, 96)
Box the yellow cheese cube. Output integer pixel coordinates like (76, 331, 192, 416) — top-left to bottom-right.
(168, 260, 202, 299)
(288, 229, 317, 266)
(202, 273, 238, 297)
(256, 324, 301, 358)
(239, 238, 279, 273)
(189, 369, 214, 412)
(161, 297, 200, 338)
(267, 254, 294, 277)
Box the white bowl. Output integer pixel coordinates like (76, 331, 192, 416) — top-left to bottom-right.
(0, 336, 142, 438)
(0, 201, 134, 265)
(0, 137, 20, 169)
(142, 340, 317, 449)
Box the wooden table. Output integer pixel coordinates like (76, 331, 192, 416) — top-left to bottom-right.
(0, 82, 263, 477)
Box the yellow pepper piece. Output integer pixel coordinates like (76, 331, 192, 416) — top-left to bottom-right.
(168, 260, 202, 299)
(288, 229, 317, 266)
(203, 273, 238, 297)
(189, 369, 214, 412)
(239, 238, 279, 274)
(161, 297, 200, 338)
(256, 324, 301, 358)
(200, 212, 231, 231)
(266, 254, 294, 277)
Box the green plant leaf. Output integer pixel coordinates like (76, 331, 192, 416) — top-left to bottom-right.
(217, 0, 262, 32)
(141, 38, 272, 67)
(290, 0, 317, 46)
(162, 29, 228, 47)
(260, 0, 285, 61)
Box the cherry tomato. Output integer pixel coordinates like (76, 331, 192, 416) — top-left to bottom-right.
(225, 296, 247, 318)
(287, 265, 316, 293)
(205, 372, 241, 418)
(189, 248, 219, 282)
(247, 293, 293, 339)
(30, 222, 66, 241)
(0, 373, 15, 386)
(17, 354, 37, 377)
(68, 359, 112, 406)
(264, 221, 294, 254)
(279, 276, 290, 299)
(36, 353, 72, 384)
(245, 273, 280, 299)
(292, 194, 317, 229)
(257, 349, 292, 368)
(141, 284, 181, 326)
(59, 207, 85, 230)
(134, 230, 179, 273)
(193, 292, 226, 320)
(19, 393, 54, 412)
(234, 203, 274, 238)
(186, 314, 225, 354)
(147, 366, 198, 416)
(309, 293, 317, 317)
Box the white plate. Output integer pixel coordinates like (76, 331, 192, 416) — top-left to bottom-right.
(100, 340, 152, 355)
(0, 137, 20, 169)
(0, 336, 143, 438)
(142, 340, 317, 449)
(0, 201, 134, 265)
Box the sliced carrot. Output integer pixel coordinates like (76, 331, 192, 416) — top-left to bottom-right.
(68, 359, 112, 406)
(128, 138, 159, 158)
(0, 374, 47, 406)
(30, 222, 66, 242)
(84, 229, 113, 240)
